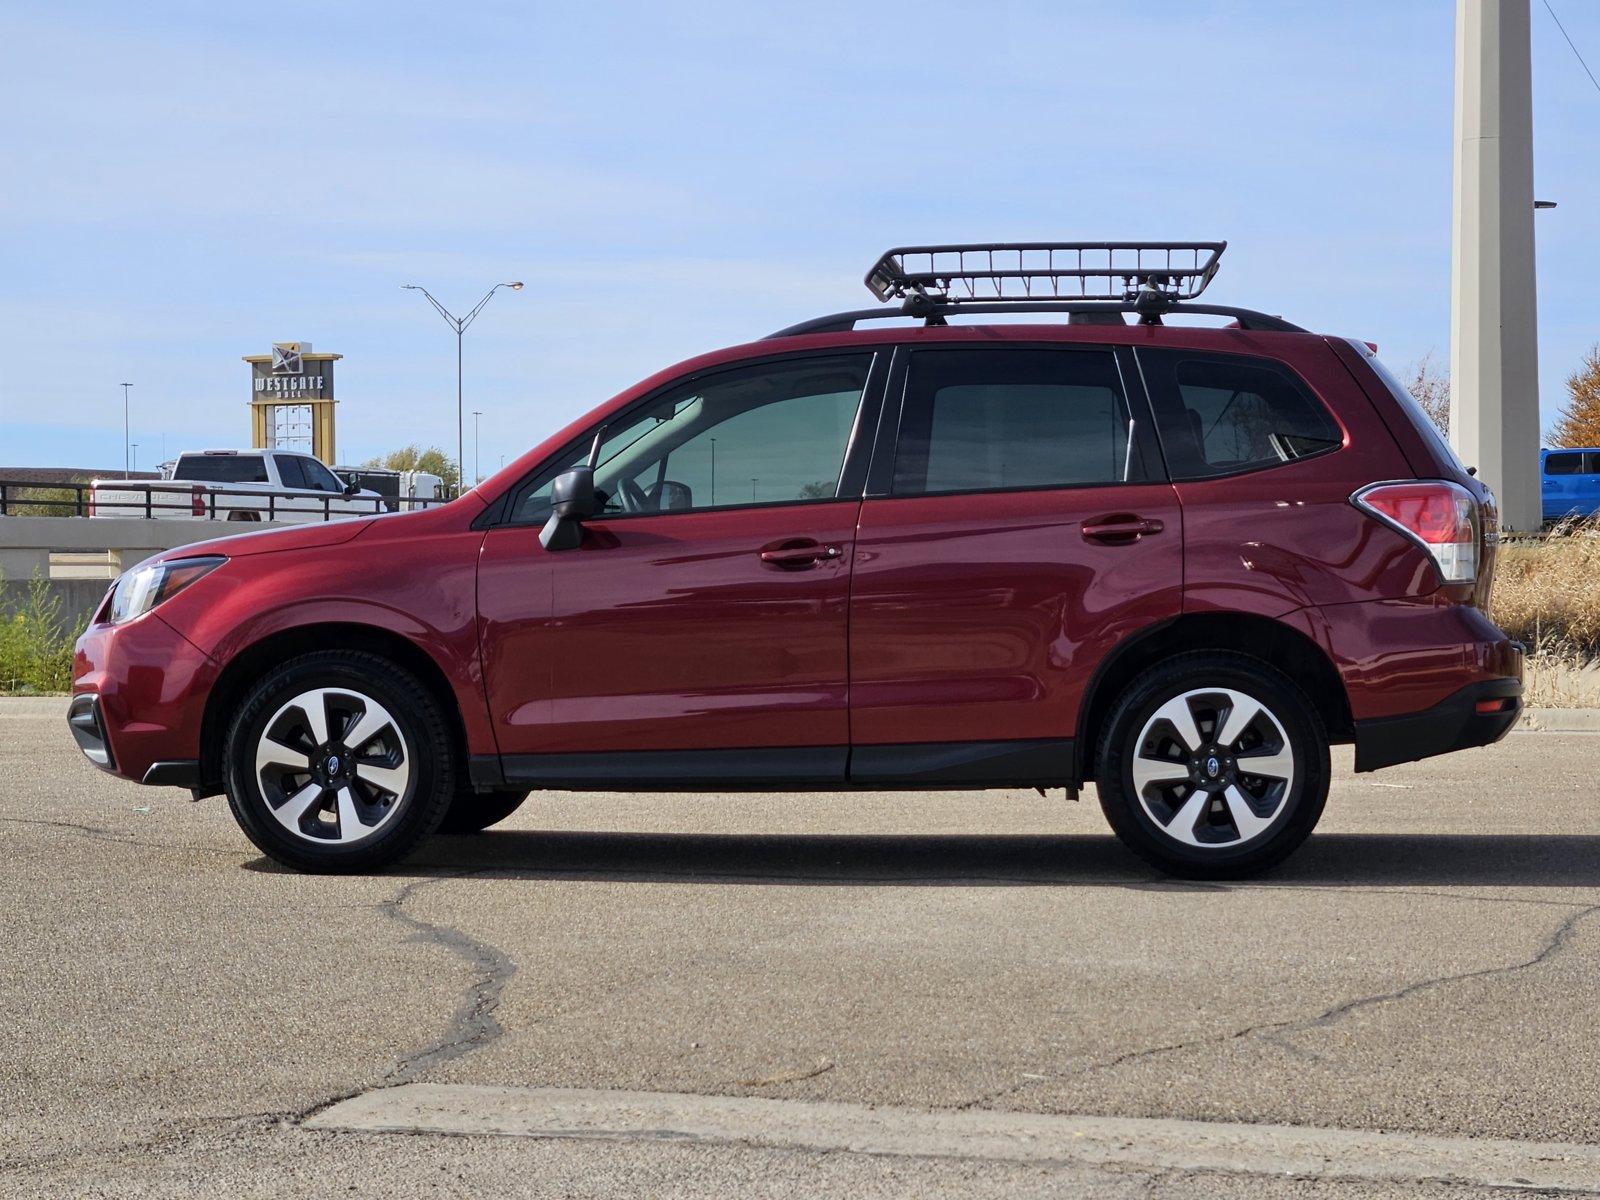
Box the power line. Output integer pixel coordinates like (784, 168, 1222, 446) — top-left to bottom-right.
(1544, 0, 1600, 99)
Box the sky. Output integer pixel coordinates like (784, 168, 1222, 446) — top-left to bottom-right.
(2, 0, 1597, 476)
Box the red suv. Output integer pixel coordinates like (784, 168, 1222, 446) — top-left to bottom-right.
(69, 242, 1522, 877)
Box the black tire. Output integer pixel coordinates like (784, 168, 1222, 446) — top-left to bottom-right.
(223, 650, 456, 872)
(1095, 651, 1329, 879)
(436, 786, 530, 834)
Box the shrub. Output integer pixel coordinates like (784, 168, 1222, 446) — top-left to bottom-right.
(0, 570, 77, 694)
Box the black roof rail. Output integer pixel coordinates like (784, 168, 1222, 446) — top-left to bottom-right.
(768, 301, 1306, 338)
(766, 240, 1305, 338)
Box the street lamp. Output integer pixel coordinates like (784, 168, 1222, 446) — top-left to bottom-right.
(401, 280, 523, 495)
(472, 410, 483, 485)
(120, 383, 132, 478)
(131, 444, 139, 475)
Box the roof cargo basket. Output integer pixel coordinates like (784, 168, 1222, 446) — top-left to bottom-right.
(767, 240, 1305, 338)
(865, 241, 1226, 306)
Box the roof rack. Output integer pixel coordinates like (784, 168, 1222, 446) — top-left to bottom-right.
(865, 241, 1226, 305)
(767, 240, 1305, 337)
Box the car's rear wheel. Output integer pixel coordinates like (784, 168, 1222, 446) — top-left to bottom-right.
(223, 651, 454, 872)
(437, 786, 530, 834)
(1095, 652, 1328, 878)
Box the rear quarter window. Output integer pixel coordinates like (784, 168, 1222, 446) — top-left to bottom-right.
(1137, 350, 1343, 481)
(174, 455, 269, 484)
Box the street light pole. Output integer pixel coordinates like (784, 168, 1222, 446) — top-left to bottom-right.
(472, 410, 483, 485)
(401, 280, 523, 496)
(120, 383, 132, 478)
(1451, 0, 1540, 530)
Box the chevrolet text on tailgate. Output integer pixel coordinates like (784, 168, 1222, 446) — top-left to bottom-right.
(69, 242, 1522, 877)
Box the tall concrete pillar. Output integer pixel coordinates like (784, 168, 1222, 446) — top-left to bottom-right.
(1450, 0, 1541, 530)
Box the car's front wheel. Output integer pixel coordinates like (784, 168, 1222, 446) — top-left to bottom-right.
(1095, 652, 1329, 878)
(223, 651, 455, 872)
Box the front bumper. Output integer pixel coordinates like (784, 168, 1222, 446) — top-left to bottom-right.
(1352, 676, 1523, 773)
(70, 612, 218, 787)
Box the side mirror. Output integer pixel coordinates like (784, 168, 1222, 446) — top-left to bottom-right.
(539, 465, 598, 551)
(342, 481, 360, 497)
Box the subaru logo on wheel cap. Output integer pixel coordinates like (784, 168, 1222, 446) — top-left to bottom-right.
(1205, 755, 1220, 779)
(326, 755, 341, 775)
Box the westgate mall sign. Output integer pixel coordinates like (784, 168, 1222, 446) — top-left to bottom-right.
(250, 342, 333, 399)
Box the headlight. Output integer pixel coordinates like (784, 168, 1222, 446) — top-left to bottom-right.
(106, 556, 226, 625)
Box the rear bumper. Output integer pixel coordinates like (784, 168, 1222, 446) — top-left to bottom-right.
(1352, 676, 1523, 773)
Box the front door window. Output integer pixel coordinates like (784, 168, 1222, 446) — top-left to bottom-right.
(510, 354, 873, 523)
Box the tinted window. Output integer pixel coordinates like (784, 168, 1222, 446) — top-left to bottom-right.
(1142, 352, 1342, 480)
(1546, 452, 1585, 476)
(510, 353, 872, 523)
(300, 458, 345, 492)
(892, 349, 1144, 495)
(275, 455, 309, 489)
(174, 454, 269, 484)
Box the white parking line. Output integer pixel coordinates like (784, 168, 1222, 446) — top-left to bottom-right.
(307, 1083, 1600, 1190)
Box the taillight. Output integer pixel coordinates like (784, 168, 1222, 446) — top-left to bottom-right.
(1352, 480, 1480, 584)
(191, 485, 205, 517)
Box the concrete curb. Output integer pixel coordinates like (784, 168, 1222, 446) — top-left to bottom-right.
(1516, 707, 1600, 732)
(0, 696, 66, 717)
(306, 1082, 1600, 1192)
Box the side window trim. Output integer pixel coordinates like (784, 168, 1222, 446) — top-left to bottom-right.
(487, 346, 889, 529)
(865, 343, 1167, 501)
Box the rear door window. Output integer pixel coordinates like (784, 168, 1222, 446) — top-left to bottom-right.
(1138, 351, 1343, 481)
(275, 455, 309, 489)
(890, 348, 1149, 495)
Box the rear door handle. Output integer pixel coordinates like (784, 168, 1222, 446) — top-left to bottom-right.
(759, 538, 844, 569)
(1081, 515, 1164, 543)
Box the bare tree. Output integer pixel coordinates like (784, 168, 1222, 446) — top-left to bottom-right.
(1402, 352, 1450, 434)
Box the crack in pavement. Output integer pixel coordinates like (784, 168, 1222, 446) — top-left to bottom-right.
(959, 902, 1600, 1112)
(375, 871, 518, 1085)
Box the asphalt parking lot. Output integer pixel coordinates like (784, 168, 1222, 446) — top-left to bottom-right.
(6, 696, 1600, 1198)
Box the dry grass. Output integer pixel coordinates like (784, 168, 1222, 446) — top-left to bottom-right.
(1490, 524, 1600, 707)
(1491, 524, 1600, 653)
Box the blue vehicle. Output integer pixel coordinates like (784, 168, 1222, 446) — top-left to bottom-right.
(1541, 448, 1600, 523)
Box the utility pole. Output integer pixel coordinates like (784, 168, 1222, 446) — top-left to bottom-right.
(472, 410, 483, 484)
(1451, 0, 1541, 530)
(120, 383, 132, 478)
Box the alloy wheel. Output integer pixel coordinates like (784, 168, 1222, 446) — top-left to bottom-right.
(253, 687, 412, 845)
(1130, 687, 1296, 849)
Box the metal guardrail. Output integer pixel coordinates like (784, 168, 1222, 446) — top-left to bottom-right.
(0, 479, 452, 520)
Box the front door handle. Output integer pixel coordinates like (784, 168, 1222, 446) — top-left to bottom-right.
(1081, 515, 1164, 543)
(759, 538, 844, 569)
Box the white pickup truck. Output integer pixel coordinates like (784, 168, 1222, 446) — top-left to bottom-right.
(90, 450, 387, 524)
